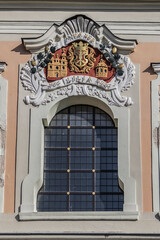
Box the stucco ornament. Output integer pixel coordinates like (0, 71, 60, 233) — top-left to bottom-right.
(21, 15, 136, 107)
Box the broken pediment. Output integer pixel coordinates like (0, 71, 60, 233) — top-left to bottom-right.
(23, 15, 137, 54)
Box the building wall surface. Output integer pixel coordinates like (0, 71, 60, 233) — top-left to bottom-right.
(0, 1, 160, 239)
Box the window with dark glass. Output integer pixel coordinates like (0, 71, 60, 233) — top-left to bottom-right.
(37, 105, 124, 211)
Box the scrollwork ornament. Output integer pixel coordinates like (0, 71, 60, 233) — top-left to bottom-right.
(20, 15, 136, 107)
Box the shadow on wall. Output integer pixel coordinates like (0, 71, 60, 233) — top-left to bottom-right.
(11, 43, 30, 55)
(143, 65, 155, 76)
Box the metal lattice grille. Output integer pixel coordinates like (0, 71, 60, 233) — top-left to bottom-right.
(37, 105, 124, 211)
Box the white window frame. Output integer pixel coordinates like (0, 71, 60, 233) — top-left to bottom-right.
(18, 94, 139, 221)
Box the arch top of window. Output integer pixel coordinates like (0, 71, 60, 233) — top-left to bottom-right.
(48, 105, 115, 128)
(42, 97, 117, 128)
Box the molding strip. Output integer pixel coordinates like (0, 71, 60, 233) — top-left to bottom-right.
(0, 1, 160, 10)
(0, 22, 160, 36)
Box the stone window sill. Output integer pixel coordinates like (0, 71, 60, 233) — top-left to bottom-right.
(19, 211, 139, 221)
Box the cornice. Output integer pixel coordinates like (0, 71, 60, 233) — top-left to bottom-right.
(0, 22, 160, 37)
(22, 15, 137, 54)
(0, 0, 160, 10)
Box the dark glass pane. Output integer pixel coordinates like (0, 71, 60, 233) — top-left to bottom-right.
(37, 194, 68, 211)
(45, 129, 68, 148)
(70, 172, 93, 192)
(96, 172, 120, 193)
(95, 128, 117, 148)
(95, 108, 114, 127)
(95, 194, 124, 211)
(70, 128, 92, 148)
(95, 150, 118, 171)
(50, 108, 68, 126)
(70, 105, 93, 127)
(41, 172, 68, 192)
(70, 150, 93, 170)
(70, 194, 93, 211)
(44, 150, 68, 170)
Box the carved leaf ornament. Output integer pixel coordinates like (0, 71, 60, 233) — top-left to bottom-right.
(20, 15, 136, 107)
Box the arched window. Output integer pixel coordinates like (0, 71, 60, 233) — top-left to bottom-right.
(37, 105, 124, 212)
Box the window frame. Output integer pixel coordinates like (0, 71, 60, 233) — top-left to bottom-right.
(18, 95, 139, 220)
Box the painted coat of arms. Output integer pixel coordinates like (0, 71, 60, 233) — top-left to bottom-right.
(20, 15, 136, 107)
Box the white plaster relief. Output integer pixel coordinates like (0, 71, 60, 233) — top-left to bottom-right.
(23, 16, 136, 53)
(20, 15, 136, 107)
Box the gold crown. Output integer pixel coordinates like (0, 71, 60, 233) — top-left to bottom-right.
(72, 41, 89, 50)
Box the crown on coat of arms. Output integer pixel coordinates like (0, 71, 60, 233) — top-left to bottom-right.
(72, 41, 89, 51)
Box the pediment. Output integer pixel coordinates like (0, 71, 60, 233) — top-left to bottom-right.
(22, 15, 137, 54)
(20, 15, 137, 107)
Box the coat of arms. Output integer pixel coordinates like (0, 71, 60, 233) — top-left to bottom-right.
(45, 40, 112, 81)
(68, 41, 95, 73)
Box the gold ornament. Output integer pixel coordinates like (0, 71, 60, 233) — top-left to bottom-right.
(118, 63, 124, 69)
(31, 60, 36, 66)
(47, 48, 67, 78)
(68, 41, 95, 74)
(45, 45, 49, 52)
(112, 47, 117, 54)
(95, 55, 108, 78)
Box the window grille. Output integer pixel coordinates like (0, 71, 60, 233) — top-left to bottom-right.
(37, 105, 124, 211)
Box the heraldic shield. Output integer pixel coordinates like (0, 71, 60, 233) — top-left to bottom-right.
(73, 41, 89, 69)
